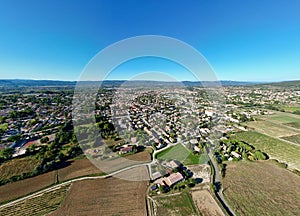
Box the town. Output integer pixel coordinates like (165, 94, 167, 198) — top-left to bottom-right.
(0, 81, 300, 215)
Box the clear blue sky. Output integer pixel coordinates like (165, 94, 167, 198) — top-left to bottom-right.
(0, 0, 299, 81)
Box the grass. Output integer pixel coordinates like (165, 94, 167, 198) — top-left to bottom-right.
(269, 115, 300, 123)
(0, 184, 70, 216)
(222, 160, 300, 216)
(233, 131, 300, 170)
(155, 192, 198, 216)
(156, 144, 207, 165)
(184, 153, 209, 165)
(281, 134, 300, 145)
(285, 121, 300, 129)
(0, 157, 40, 182)
(263, 111, 300, 123)
(156, 144, 190, 161)
(0, 123, 8, 131)
(245, 120, 300, 137)
(281, 106, 300, 113)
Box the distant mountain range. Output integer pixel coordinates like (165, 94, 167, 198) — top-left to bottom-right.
(0, 79, 299, 88)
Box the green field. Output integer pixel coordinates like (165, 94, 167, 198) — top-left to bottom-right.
(281, 134, 300, 145)
(245, 120, 300, 137)
(0, 184, 70, 216)
(269, 115, 300, 123)
(264, 111, 300, 123)
(233, 131, 300, 170)
(282, 106, 300, 113)
(156, 144, 207, 165)
(155, 192, 198, 216)
(285, 121, 300, 129)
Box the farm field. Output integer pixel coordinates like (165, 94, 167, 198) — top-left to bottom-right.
(125, 150, 151, 162)
(264, 110, 300, 120)
(191, 189, 225, 216)
(0, 184, 70, 216)
(0, 171, 56, 204)
(50, 177, 148, 216)
(0, 158, 104, 204)
(266, 112, 300, 123)
(222, 160, 300, 216)
(156, 144, 207, 165)
(280, 106, 300, 113)
(0, 157, 40, 182)
(57, 159, 103, 182)
(281, 134, 300, 145)
(285, 121, 300, 129)
(245, 120, 300, 137)
(154, 192, 198, 216)
(233, 131, 300, 170)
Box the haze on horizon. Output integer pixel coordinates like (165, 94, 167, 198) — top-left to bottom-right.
(0, 0, 299, 82)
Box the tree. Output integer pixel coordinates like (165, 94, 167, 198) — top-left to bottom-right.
(40, 136, 49, 143)
(7, 135, 21, 142)
(0, 148, 14, 160)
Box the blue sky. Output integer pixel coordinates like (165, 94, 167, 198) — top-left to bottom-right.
(0, 0, 299, 81)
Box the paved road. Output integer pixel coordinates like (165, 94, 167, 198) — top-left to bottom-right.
(208, 152, 236, 216)
(2, 144, 235, 216)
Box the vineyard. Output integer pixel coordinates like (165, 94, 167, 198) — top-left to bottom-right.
(0, 184, 70, 216)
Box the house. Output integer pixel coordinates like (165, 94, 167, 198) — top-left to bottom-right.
(194, 145, 200, 152)
(231, 151, 241, 159)
(164, 172, 184, 187)
(119, 146, 133, 154)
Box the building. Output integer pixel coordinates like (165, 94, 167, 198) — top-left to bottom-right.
(151, 171, 162, 180)
(231, 151, 241, 159)
(164, 172, 184, 187)
(119, 146, 133, 154)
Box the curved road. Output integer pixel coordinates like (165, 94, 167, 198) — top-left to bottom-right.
(2, 146, 236, 216)
(0, 162, 150, 209)
(208, 152, 236, 216)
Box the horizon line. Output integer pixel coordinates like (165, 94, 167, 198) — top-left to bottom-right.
(1, 78, 300, 83)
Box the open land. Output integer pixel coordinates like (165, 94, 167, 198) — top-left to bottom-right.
(125, 150, 151, 162)
(187, 164, 211, 184)
(0, 171, 56, 204)
(222, 160, 300, 216)
(0, 158, 101, 204)
(57, 159, 103, 182)
(50, 177, 148, 216)
(191, 189, 225, 216)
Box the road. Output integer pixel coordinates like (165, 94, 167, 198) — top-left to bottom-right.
(0, 162, 150, 209)
(2, 143, 235, 216)
(208, 152, 236, 216)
